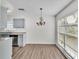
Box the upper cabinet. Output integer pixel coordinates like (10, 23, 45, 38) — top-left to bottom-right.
(0, 6, 7, 29)
(0, 0, 25, 32)
(0, 0, 14, 30)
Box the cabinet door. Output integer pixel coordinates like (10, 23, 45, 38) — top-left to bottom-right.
(18, 35, 23, 47)
(0, 38, 12, 59)
(0, 6, 7, 29)
(13, 19, 24, 28)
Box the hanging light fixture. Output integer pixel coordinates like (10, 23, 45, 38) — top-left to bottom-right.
(36, 8, 45, 26)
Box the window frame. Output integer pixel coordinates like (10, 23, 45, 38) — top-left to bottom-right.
(57, 11, 78, 59)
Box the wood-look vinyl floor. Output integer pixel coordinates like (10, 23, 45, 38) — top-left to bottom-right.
(12, 47, 21, 56)
(12, 44, 66, 59)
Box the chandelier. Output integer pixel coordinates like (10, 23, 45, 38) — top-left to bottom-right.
(36, 8, 45, 26)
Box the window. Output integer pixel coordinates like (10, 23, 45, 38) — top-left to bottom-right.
(57, 19, 65, 48)
(57, 11, 78, 59)
(13, 18, 25, 28)
(58, 34, 65, 48)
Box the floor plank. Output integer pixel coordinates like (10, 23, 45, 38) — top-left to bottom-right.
(12, 44, 66, 59)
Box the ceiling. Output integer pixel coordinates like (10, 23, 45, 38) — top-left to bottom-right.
(7, 0, 73, 16)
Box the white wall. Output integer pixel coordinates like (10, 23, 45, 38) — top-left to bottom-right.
(12, 10, 55, 44)
(26, 15, 55, 44)
(5, 0, 56, 44)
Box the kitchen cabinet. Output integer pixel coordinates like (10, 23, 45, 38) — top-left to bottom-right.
(0, 6, 7, 29)
(18, 33, 26, 47)
(0, 37, 12, 59)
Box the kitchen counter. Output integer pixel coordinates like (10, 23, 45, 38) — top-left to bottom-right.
(0, 28, 26, 34)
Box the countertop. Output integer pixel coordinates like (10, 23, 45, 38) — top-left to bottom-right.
(0, 37, 11, 41)
(0, 28, 26, 34)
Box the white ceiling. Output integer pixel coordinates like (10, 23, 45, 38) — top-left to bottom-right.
(7, 0, 72, 16)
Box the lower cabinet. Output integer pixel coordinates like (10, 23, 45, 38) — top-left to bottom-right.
(18, 34, 26, 47)
(0, 38, 12, 59)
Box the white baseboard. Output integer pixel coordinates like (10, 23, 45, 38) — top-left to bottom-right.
(26, 42, 55, 44)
